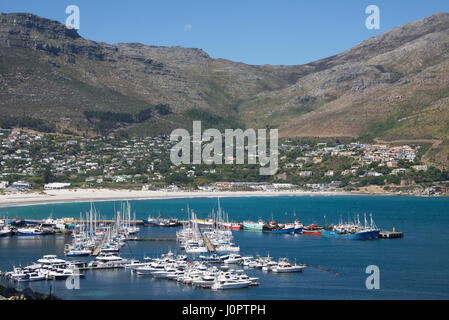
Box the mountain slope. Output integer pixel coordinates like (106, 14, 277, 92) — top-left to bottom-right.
(239, 12, 449, 140)
(0, 12, 449, 141)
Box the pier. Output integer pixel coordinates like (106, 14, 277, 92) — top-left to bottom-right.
(379, 230, 403, 239)
(91, 234, 107, 256)
(202, 234, 216, 252)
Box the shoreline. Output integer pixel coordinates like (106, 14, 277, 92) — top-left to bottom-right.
(0, 188, 438, 208)
(0, 188, 391, 208)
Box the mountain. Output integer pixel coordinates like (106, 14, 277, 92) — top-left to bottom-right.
(0, 12, 449, 148)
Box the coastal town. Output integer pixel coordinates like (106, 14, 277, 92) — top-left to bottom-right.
(0, 129, 448, 197)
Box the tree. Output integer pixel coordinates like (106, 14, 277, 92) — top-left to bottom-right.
(44, 165, 54, 184)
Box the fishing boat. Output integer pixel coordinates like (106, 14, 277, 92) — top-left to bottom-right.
(17, 226, 47, 236)
(302, 224, 322, 235)
(262, 221, 295, 234)
(143, 213, 181, 227)
(320, 214, 380, 240)
(220, 222, 242, 230)
(294, 220, 304, 234)
(242, 220, 265, 231)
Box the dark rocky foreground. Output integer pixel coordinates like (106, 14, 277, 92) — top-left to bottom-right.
(0, 285, 61, 300)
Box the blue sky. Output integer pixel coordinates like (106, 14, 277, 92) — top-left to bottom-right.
(1, 0, 448, 65)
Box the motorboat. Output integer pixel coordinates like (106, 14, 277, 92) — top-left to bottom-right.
(37, 255, 68, 266)
(215, 244, 240, 252)
(17, 227, 47, 236)
(88, 254, 131, 268)
(224, 254, 243, 264)
(66, 247, 91, 256)
(270, 258, 306, 273)
(211, 277, 251, 290)
(0, 227, 12, 237)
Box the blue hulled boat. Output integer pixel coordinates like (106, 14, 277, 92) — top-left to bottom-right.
(320, 213, 380, 240)
(262, 222, 295, 234)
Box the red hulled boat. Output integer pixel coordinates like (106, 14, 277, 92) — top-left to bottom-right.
(302, 224, 322, 235)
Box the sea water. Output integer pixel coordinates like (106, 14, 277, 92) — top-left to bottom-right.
(1, 195, 448, 300)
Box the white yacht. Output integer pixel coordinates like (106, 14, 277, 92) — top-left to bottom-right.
(66, 248, 91, 257)
(211, 277, 251, 290)
(215, 244, 240, 252)
(224, 254, 243, 264)
(271, 258, 306, 273)
(37, 255, 67, 265)
(88, 254, 131, 268)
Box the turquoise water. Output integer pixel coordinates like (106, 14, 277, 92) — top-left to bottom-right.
(1, 195, 449, 300)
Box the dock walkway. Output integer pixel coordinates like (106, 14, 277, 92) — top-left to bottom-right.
(379, 230, 403, 239)
(92, 234, 107, 256)
(202, 234, 215, 252)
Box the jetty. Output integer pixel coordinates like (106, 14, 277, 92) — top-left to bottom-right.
(379, 230, 403, 239)
(202, 233, 216, 252)
(91, 234, 107, 256)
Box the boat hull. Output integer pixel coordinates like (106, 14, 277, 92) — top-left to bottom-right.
(142, 219, 180, 227)
(262, 227, 295, 234)
(294, 227, 303, 234)
(242, 222, 264, 231)
(303, 230, 322, 235)
(321, 229, 380, 240)
(0, 231, 12, 237)
(66, 251, 91, 257)
(221, 223, 242, 230)
(17, 231, 46, 236)
(212, 281, 251, 290)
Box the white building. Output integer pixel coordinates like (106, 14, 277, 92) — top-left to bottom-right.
(11, 181, 32, 188)
(299, 171, 313, 177)
(272, 183, 295, 189)
(44, 183, 71, 190)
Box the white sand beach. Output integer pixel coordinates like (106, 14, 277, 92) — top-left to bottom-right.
(0, 188, 349, 207)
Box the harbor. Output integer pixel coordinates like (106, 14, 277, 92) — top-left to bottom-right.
(0, 195, 448, 299)
(0, 201, 308, 293)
